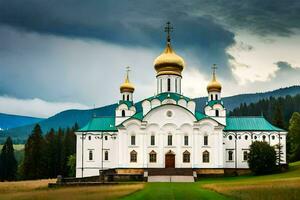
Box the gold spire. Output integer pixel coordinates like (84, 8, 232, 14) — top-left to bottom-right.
(120, 67, 135, 93)
(154, 22, 185, 77)
(207, 64, 222, 92)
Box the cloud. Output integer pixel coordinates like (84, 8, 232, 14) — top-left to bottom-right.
(0, 96, 89, 118)
(0, 0, 235, 78)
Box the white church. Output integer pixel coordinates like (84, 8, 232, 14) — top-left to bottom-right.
(75, 23, 287, 179)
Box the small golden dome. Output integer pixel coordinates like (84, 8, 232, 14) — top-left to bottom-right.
(207, 65, 222, 92)
(120, 72, 135, 93)
(154, 42, 185, 76)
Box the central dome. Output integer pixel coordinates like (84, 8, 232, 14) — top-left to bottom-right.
(154, 43, 185, 77)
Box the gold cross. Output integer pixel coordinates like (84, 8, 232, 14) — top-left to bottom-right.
(164, 21, 173, 43)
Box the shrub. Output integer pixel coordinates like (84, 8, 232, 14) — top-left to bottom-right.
(248, 141, 277, 175)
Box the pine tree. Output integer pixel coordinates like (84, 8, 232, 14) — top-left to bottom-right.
(0, 137, 17, 181)
(44, 129, 57, 178)
(23, 124, 46, 179)
(272, 103, 285, 129)
(289, 112, 300, 161)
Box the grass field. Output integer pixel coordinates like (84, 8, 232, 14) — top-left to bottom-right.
(0, 162, 299, 200)
(0, 180, 144, 200)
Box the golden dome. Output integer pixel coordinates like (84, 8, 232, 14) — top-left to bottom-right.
(154, 42, 185, 76)
(120, 72, 135, 93)
(207, 65, 222, 92)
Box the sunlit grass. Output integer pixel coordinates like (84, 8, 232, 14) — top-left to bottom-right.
(201, 161, 300, 200)
(0, 179, 144, 200)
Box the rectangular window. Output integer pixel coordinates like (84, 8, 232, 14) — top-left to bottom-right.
(130, 151, 137, 162)
(131, 135, 136, 146)
(160, 79, 162, 92)
(243, 151, 248, 161)
(175, 79, 177, 93)
(204, 135, 208, 146)
(151, 135, 155, 146)
(168, 135, 172, 146)
(89, 150, 93, 161)
(104, 151, 109, 161)
(183, 152, 190, 163)
(184, 135, 188, 146)
(167, 78, 171, 92)
(150, 153, 157, 163)
(228, 150, 234, 161)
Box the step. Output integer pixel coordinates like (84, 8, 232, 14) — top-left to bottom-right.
(147, 168, 193, 176)
(147, 176, 194, 182)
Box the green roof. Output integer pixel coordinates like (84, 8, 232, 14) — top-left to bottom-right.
(131, 112, 143, 120)
(207, 100, 223, 107)
(195, 112, 207, 121)
(119, 100, 134, 108)
(146, 92, 191, 103)
(78, 117, 117, 132)
(225, 116, 284, 131)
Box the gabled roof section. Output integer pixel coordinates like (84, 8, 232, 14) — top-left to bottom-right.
(146, 92, 190, 103)
(225, 116, 284, 131)
(195, 112, 207, 121)
(119, 100, 134, 108)
(131, 112, 143, 120)
(78, 117, 117, 132)
(207, 100, 224, 107)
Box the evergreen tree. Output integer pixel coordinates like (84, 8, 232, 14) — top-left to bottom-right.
(289, 112, 300, 161)
(272, 103, 285, 129)
(23, 124, 46, 179)
(0, 137, 17, 181)
(55, 128, 64, 175)
(44, 129, 57, 178)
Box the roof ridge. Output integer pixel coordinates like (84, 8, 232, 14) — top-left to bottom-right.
(228, 116, 264, 118)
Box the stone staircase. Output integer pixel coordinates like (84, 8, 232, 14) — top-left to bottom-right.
(146, 168, 195, 182)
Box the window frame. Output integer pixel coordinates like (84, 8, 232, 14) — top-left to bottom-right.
(131, 135, 136, 146)
(203, 151, 209, 163)
(204, 135, 208, 146)
(130, 150, 137, 162)
(183, 151, 190, 163)
(167, 135, 172, 146)
(149, 151, 157, 163)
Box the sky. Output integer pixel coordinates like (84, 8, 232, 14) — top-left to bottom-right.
(0, 0, 300, 118)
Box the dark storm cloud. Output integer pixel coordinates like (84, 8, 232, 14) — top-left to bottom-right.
(0, 0, 235, 76)
(275, 61, 299, 72)
(191, 0, 300, 36)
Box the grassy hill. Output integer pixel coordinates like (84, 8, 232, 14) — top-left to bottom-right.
(1, 85, 300, 143)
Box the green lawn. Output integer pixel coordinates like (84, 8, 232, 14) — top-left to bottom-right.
(121, 182, 230, 200)
(122, 162, 300, 200)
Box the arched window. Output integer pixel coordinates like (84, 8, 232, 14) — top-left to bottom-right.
(272, 135, 275, 140)
(204, 135, 208, 146)
(121, 110, 125, 117)
(245, 135, 248, 140)
(215, 94, 218, 100)
(130, 150, 137, 162)
(228, 135, 233, 140)
(127, 95, 130, 101)
(89, 150, 93, 161)
(228, 150, 233, 161)
(149, 150, 157, 163)
(104, 151, 109, 161)
(203, 151, 209, 163)
(216, 110, 219, 117)
(123, 94, 125, 101)
(151, 135, 155, 146)
(88, 136, 91, 140)
(131, 135, 136, 146)
(183, 150, 190, 163)
(168, 135, 172, 146)
(243, 151, 248, 161)
(262, 135, 266, 141)
(104, 135, 108, 140)
(211, 94, 213, 101)
(175, 79, 177, 92)
(167, 78, 171, 92)
(184, 135, 188, 146)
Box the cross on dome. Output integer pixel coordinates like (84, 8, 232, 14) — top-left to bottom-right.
(164, 21, 173, 43)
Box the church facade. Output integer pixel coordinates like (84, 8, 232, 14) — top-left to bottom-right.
(75, 24, 287, 178)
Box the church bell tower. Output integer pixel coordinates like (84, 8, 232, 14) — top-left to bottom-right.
(154, 22, 185, 94)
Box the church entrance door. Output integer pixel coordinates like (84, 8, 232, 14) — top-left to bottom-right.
(165, 152, 175, 168)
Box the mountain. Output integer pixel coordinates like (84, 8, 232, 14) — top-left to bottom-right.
(0, 113, 43, 131)
(2, 85, 300, 143)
